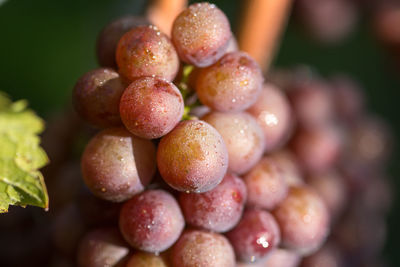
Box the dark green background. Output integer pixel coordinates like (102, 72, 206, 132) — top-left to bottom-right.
(0, 0, 399, 264)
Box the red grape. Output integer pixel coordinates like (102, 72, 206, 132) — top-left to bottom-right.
(119, 189, 184, 253)
(247, 83, 292, 152)
(273, 186, 330, 255)
(243, 157, 288, 210)
(171, 230, 235, 267)
(73, 68, 126, 128)
(171, 2, 231, 67)
(77, 228, 129, 267)
(157, 120, 228, 193)
(96, 16, 149, 68)
(116, 25, 179, 81)
(226, 209, 281, 263)
(202, 112, 265, 175)
(196, 52, 263, 112)
(119, 76, 184, 139)
(81, 127, 156, 202)
(179, 173, 247, 233)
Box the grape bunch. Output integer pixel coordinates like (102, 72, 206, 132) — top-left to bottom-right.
(67, 2, 392, 267)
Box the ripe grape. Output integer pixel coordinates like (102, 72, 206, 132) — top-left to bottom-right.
(116, 25, 179, 81)
(247, 83, 292, 152)
(171, 230, 235, 267)
(157, 120, 228, 193)
(126, 252, 169, 267)
(96, 16, 149, 68)
(119, 189, 184, 253)
(226, 209, 281, 263)
(291, 124, 342, 173)
(77, 228, 129, 267)
(196, 51, 263, 112)
(202, 112, 265, 175)
(119, 76, 184, 139)
(268, 150, 304, 186)
(243, 157, 288, 210)
(81, 127, 156, 202)
(179, 173, 247, 233)
(273, 186, 330, 255)
(263, 248, 301, 267)
(171, 2, 231, 67)
(306, 170, 348, 221)
(73, 68, 126, 128)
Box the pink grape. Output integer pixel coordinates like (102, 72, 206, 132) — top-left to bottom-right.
(119, 76, 184, 139)
(264, 248, 301, 267)
(171, 2, 231, 67)
(226, 209, 281, 263)
(116, 25, 179, 81)
(73, 68, 126, 128)
(268, 150, 304, 186)
(202, 111, 265, 175)
(119, 189, 184, 253)
(196, 51, 263, 112)
(171, 230, 235, 267)
(243, 157, 288, 210)
(81, 127, 156, 202)
(157, 120, 228, 193)
(179, 173, 247, 232)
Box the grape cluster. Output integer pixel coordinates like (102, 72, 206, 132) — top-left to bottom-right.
(68, 2, 392, 267)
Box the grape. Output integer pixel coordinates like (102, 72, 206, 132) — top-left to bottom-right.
(77, 228, 129, 267)
(300, 243, 344, 267)
(330, 75, 364, 123)
(116, 25, 179, 81)
(96, 16, 149, 68)
(288, 79, 334, 127)
(268, 150, 304, 186)
(119, 189, 184, 253)
(202, 112, 265, 175)
(196, 52, 263, 112)
(247, 83, 292, 152)
(179, 173, 247, 233)
(306, 170, 348, 222)
(119, 76, 184, 139)
(356, 175, 392, 215)
(226, 209, 281, 263)
(171, 230, 235, 267)
(291, 124, 342, 173)
(157, 120, 228, 193)
(126, 252, 169, 267)
(81, 127, 156, 202)
(73, 68, 126, 128)
(243, 157, 288, 210)
(263, 248, 301, 267)
(273, 186, 330, 255)
(171, 2, 231, 67)
(374, 4, 400, 51)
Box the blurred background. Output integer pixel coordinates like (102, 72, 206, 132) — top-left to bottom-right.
(0, 0, 399, 266)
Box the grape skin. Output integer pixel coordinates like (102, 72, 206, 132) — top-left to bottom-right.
(126, 252, 169, 267)
(273, 186, 330, 255)
(119, 76, 184, 139)
(202, 112, 265, 175)
(196, 52, 263, 112)
(157, 120, 228, 193)
(243, 157, 288, 210)
(247, 83, 292, 152)
(119, 189, 185, 253)
(81, 127, 156, 202)
(179, 173, 247, 233)
(226, 209, 281, 263)
(96, 16, 149, 68)
(116, 25, 179, 81)
(171, 2, 231, 67)
(73, 68, 126, 128)
(268, 150, 304, 186)
(77, 228, 130, 267)
(171, 230, 235, 267)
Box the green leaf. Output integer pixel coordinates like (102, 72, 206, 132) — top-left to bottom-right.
(0, 93, 49, 212)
